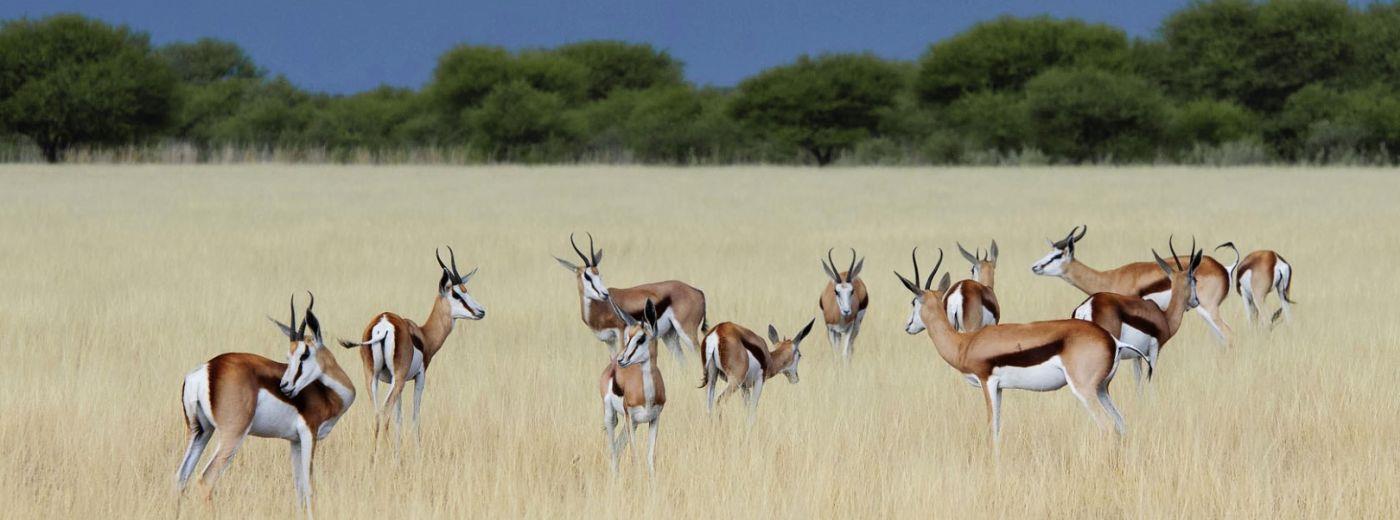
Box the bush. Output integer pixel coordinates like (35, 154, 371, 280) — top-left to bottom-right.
(157, 38, 262, 84)
(1167, 99, 1258, 148)
(0, 15, 176, 161)
(915, 16, 1128, 106)
(1023, 68, 1167, 162)
(945, 91, 1030, 153)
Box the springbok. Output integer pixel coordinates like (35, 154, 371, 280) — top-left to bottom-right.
(1073, 239, 1203, 390)
(599, 299, 665, 475)
(943, 242, 1000, 333)
(897, 248, 1146, 442)
(698, 319, 815, 421)
(555, 233, 707, 363)
(818, 248, 867, 362)
(1216, 242, 1295, 325)
(176, 294, 355, 515)
(338, 247, 484, 453)
(1031, 225, 1233, 345)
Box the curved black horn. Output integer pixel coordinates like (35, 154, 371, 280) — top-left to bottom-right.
(1074, 225, 1087, 242)
(587, 232, 598, 266)
(288, 294, 298, 339)
(436, 248, 450, 272)
(847, 248, 857, 282)
(447, 245, 460, 278)
(1051, 226, 1079, 249)
(924, 249, 944, 290)
(827, 248, 838, 280)
(911, 247, 921, 291)
(1169, 235, 1182, 270)
(301, 291, 317, 338)
(569, 233, 590, 266)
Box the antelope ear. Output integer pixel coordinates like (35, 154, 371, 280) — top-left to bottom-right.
(1152, 249, 1174, 276)
(1190, 250, 1204, 272)
(643, 300, 658, 329)
(848, 258, 864, 281)
(937, 273, 951, 292)
(988, 240, 999, 265)
(794, 319, 815, 345)
(459, 266, 478, 284)
(821, 260, 839, 283)
(958, 243, 978, 265)
(592, 249, 604, 267)
(304, 310, 323, 345)
(554, 256, 580, 272)
(894, 271, 919, 295)
(269, 318, 296, 339)
(768, 325, 781, 345)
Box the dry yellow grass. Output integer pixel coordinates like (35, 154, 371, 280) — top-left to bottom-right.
(2, 165, 1397, 518)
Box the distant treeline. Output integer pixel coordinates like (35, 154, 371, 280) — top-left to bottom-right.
(2, 2, 1399, 166)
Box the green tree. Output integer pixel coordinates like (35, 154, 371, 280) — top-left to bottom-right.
(1159, 0, 1355, 113)
(304, 86, 425, 150)
(427, 45, 588, 141)
(730, 53, 905, 165)
(468, 80, 575, 159)
(0, 14, 176, 162)
(556, 41, 684, 100)
(915, 16, 1128, 106)
(621, 86, 708, 163)
(157, 38, 262, 84)
(1023, 68, 1167, 162)
(1352, 3, 1400, 87)
(945, 91, 1030, 153)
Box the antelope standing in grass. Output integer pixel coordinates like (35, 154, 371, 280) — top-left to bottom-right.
(555, 233, 707, 363)
(698, 319, 815, 422)
(1073, 239, 1203, 390)
(1031, 225, 1233, 345)
(818, 248, 867, 362)
(176, 294, 354, 516)
(897, 248, 1146, 442)
(944, 242, 1000, 333)
(1216, 242, 1295, 325)
(599, 299, 665, 475)
(338, 248, 485, 454)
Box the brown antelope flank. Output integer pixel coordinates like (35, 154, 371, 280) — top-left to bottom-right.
(942, 241, 1000, 333)
(897, 248, 1148, 441)
(175, 294, 355, 515)
(338, 247, 485, 454)
(1031, 225, 1233, 346)
(697, 319, 815, 422)
(1216, 242, 1296, 325)
(1072, 239, 1204, 390)
(818, 248, 868, 362)
(554, 233, 707, 363)
(598, 299, 665, 475)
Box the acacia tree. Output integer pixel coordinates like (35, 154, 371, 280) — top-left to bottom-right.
(0, 15, 175, 162)
(729, 53, 904, 165)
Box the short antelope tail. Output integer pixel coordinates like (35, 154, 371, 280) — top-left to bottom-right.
(1215, 242, 1242, 292)
(697, 331, 716, 389)
(338, 330, 389, 349)
(1115, 341, 1154, 380)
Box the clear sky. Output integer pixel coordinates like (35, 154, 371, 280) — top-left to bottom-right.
(2, 0, 1190, 95)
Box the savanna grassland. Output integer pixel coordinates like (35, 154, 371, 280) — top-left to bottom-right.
(1, 165, 1397, 519)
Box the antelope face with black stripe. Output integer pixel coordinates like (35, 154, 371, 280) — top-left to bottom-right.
(896, 248, 951, 335)
(821, 248, 865, 319)
(615, 300, 659, 368)
(1031, 226, 1084, 277)
(1153, 243, 1202, 311)
(272, 297, 328, 398)
(554, 232, 609, 301)
(437, 246, 486, 320)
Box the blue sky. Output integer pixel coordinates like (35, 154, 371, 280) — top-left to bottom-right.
(2, 0, 1189, 94)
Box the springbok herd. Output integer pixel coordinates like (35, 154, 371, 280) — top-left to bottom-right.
(172, 227, 1296, 515)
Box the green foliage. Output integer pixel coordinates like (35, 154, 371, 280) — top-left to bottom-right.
(916, 16, 1128, 105)
(556, 41, 684, 100)
(946, 91, 1029, 153)
(427, 46, 589, 141)
(1160, 0, 1355, 113)
(1279, 83, 1400, 162)
(0, 14, 176, 161)
(157, 38, 262, 84)
(468, 80, 576, 159)
(1167, 99, 1258, 147)
(1352, 3, 1400, 86)
(1023, 68, 1167, 162)
(730, 53, 905, 165)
